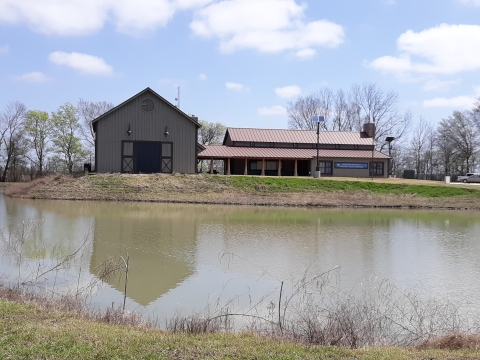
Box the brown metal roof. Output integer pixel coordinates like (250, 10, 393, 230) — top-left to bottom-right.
(225, 128, 374, 145)
(198, 145, 389, 160)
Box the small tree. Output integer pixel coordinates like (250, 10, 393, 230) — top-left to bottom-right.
(51, 103, 85, 174)
(0, 101, 27, 182)
(198, 120, 227, 145)
(24, 110, 51, 176)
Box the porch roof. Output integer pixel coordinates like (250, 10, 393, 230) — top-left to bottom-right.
(198, 145, 389, 160)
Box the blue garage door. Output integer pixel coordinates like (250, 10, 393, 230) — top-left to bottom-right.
(134, 142, 161, 173)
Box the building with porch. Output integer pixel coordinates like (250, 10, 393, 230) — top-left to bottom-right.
(197, 124, 390, 178)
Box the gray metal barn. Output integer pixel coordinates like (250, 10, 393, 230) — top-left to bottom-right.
(92, 88, 200, 174)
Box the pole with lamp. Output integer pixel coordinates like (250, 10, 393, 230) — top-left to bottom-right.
(313, 115, 325, 178)
(385, 136, 395, 177)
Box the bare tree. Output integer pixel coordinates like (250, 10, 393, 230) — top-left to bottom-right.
(77, 99, 114, 148)
(0, 101, 27, 182)
(287, 83, 411, 152)
(287, 94, 323, 131)
(350, 83, 412, 152)
(409, 118, 433, 179)
(448, 111, 479, 173)
(24, 110, 51, 176)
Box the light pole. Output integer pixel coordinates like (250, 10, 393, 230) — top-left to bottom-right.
(313, 115, 324, 178)
(385, 136, 395, 177)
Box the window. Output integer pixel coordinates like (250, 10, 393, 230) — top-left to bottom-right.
(335, 144, 340, 149)
(354, 145, 359, 149)
(318, 161, 333, 175)
(370, 162, 384, 176)
(265, 161, 278, 170)
(293, 143, 299, 148)
(250, 142, 255, 147)
(250, 160, 262, 170)
(269, 142, 275, 147)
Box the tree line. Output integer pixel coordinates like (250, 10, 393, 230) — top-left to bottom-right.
(287, 83, 480, 180)
(0, 100, 113, 182)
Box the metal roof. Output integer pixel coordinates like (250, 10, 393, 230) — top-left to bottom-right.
(225, 128, 374, 145)
(198, 145, 389, 160)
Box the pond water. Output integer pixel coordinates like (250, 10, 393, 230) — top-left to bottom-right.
(1, 192, 480, 322)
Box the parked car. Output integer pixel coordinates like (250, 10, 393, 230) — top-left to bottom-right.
(465, 174, 480, 183)
(457, 173, 480, 183)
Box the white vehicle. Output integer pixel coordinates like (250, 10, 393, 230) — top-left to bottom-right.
(457, 173, 480, 183)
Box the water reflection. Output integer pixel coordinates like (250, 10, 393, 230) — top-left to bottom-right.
(1, 193, 480, 317)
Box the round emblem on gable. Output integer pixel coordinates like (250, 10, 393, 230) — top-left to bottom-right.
(141, 99, 154, 112)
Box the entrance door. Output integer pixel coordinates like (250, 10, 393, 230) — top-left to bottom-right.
(134, 142, 161, 173)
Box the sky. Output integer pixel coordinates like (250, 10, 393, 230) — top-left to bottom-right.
(1, 0, 480, 130)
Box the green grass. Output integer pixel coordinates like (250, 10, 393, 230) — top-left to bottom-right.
(1, 299, 480, 359)
(207, 176, 480, 198)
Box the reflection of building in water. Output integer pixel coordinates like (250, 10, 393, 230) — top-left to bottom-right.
(89, 203, 197, 306)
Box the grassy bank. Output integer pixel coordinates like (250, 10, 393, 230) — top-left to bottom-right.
(5, 173, 480, 210)
(2, 296, 480, 360)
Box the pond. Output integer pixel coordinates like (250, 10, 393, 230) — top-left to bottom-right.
(1, 192, 480, 323)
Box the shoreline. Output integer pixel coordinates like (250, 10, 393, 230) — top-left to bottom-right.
(4, 173, 480, 211)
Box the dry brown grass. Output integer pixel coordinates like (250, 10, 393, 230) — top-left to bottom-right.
(420, 333, 480, 350)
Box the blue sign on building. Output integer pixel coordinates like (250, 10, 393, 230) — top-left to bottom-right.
(334, 162, 368, 169)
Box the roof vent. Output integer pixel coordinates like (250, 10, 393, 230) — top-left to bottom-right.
(141, 99, 154, 112)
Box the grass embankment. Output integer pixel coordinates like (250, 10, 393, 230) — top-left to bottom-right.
(5, 173, 480, 210)
(2, 297, 480, 360)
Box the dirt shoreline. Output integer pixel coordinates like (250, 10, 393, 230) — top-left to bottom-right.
(4, 173, 480, 211)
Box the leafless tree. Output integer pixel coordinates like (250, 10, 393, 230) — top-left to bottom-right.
(350, 83, 412, 152)
(448, 111, 479, 173)
(287, 83, 411, 152)
(0, 101, 27, 182)
(409, 118, 433, 179)
(77, 99, 114, 148)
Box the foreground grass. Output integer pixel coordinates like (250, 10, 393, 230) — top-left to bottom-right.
(1, 299, 480, 360)
(6, 173, 480, 210)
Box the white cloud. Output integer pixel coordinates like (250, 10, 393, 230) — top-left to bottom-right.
(275, 85, 301, 99)
(456, 0, 480, 6)
(49, 51, 114, 76)
(190, 0, 344, 54)
(0, 0, 213, 36)
(258, 105, 286, 116)
(225, 82, 248, 91)
(198, 73, 207, 81)
(422, 79, 458, 91)
(0, 45, 9, 54)
(295, 48, 316, 59)
(369, 24, 480, 77)
(423, 96, 476, 109)
(423, 86, 480, 109)
(15, 71, 52, 83)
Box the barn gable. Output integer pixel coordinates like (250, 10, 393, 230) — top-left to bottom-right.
(93, 88, 200, 174)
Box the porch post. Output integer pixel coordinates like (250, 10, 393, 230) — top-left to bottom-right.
(278, 159, 281, 176)
(261, 159, 265, 176)
(210, 158, 214, 174)
(294, 159, 298, 176)
(227, 158, 231, 175)
(244, 158, 248, 175)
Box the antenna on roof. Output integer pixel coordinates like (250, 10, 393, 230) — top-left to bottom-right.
(175, 86, 180, 108)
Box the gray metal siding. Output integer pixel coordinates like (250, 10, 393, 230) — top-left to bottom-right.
(96, 90, 197, 173)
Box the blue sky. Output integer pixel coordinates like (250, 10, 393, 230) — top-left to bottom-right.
(1, 0, 479, 129)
